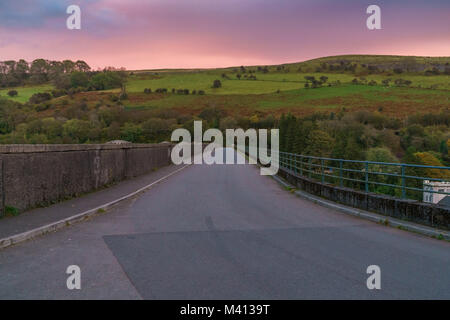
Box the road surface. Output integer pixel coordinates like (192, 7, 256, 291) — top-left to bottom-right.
(1, 149, 449, 299)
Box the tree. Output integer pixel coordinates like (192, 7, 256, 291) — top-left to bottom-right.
(70, 71, 90, 88)
(415, 152, 450, 179)
(120, 122, 143, 143)
(74, 60, 91, 72)
(29, 59, 49, 84)
(63, 119, 91, 143)
(304, 130, 334, 157)
(212, 80, 222, 88)
(366, 147, 398, 163)
(90, 71, 125, 90)
(63, 60, 76, 73)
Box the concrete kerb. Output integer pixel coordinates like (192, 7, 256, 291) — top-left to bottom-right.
(0, 164, 190, 250)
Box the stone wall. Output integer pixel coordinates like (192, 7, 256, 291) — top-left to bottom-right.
(0, 143, 172, 213)
(278, 167, 450, 230)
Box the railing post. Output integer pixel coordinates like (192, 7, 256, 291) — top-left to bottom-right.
(321, 159, 325, 183)
(300, 156, 303, 176)
(365, 162, 369, 193)
(308, 157, 312, 178)
(294, 155, 298, 174)
(401, 165, 406, 199)
(339, 160, 343, 187)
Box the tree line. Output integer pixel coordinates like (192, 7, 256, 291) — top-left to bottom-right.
(0, 59, 127, 93)
(0, 59, 90, 87)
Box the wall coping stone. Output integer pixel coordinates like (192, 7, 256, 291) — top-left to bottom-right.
(0, 143, 172, 154)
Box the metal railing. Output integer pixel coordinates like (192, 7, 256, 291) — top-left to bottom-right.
(279, 151, 450, 203)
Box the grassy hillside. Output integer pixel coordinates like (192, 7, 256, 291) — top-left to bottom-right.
(108, 55, 449, 118)
(0, 55, 448, 171)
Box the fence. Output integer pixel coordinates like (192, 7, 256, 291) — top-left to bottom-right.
(279, 152, 450, 203)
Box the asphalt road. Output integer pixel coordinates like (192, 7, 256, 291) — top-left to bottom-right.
(1, 149, 449, 299)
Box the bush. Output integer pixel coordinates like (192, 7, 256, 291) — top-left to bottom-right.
(144, 88, 152, 94)
(29, 92, 52, 104)
(5, 206, 19, 216)
(7, 90, 18, 97)
(198, 90, 205, 95)
(119, 92, 128, 100)
(212, 80, 222, 88)
(51, 89, 67, 98)
(35, 103, 51, 112)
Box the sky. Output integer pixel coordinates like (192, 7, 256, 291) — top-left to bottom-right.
(0, 0, 449, 70)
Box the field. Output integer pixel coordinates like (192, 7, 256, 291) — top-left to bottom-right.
(110, 71, 449, 118)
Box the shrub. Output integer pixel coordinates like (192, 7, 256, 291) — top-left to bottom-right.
(7, 90, 18, 97)
(119, 92, 128, 100)
(109, 94, 119, 102)
(212, 80, 222, 88)
(5, 206, 19, 216)
(51, 89, 67, 98)
(35, 103, 51, 112)
(198, 90, 205, 95)
(29, 92, 52, 104)
(144, 88, 152, 94)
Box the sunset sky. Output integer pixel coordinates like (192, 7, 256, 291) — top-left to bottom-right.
(0, 0, 449, 70)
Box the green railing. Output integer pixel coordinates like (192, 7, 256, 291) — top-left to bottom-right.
(279, 151, 450, 203)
